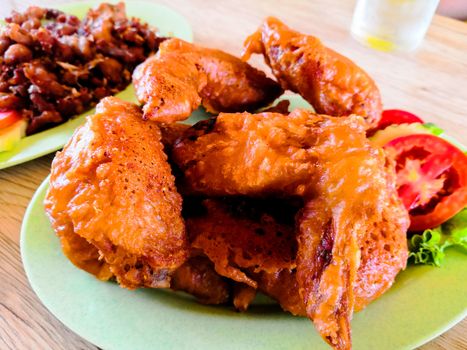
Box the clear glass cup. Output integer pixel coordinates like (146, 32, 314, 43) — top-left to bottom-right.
(351, 0, 440, 52)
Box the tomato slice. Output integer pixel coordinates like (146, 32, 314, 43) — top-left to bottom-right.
(369, 109, 424, 136)
(384, 134, 467, 231)
(0, 111, 22, 129)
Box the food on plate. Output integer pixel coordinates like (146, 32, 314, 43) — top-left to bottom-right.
(157, 122, 190, 156)
(0, 110, 27, 151)
(185, 198, 298, 288)
(173, 110, 408, 349)
(132, 38, 283, 123)
(0, 2, 163, 137)
(368, 109, 466, 266)
(408, 208, 467, 266)
(369, 122, 430, 148)
(232, 284, 257, 312)
(44, 97, 187, 289)
(384, 134, 467, 231)
(172, 110, 321, 197)
(171, 256, 230, 305)
(352, 159, 409, 311)
(242, 17, 382, 129)
(42, 14, 465, 350)
(254, 270, 305, 316)
(368, 109, 424, 136)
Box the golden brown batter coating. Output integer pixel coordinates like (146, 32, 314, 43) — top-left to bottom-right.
(242, 17, 382, 129)
(232, 284, 257, 312)
(354, 160, 409, 311)
(44, 97, 187, 289)
(173, 110, 408, 350)
(254, 270, 305, 316)
(185, 199, 297, 288)
(171, 256, 230, 305)
(172, 110, 361, 198)
(133, 38, 283, 123)
(158, 122, 190, 149)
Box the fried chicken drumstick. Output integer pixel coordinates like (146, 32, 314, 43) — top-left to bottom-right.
(45, 97, 187, 289)
(242, 17, 382, 129)
(133, 38, 283, 123)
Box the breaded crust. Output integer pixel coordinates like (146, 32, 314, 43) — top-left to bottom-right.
(45, 97, 187, 289)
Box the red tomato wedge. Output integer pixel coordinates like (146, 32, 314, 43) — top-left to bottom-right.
(369, 109, 424, 136)
(384, 134, 467, 231)
(0, 111, 22, 129)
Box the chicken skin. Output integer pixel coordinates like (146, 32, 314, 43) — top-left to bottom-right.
(171, 256, 230, 305)
(44, 97, 187, 289)
(132, 38, 283, 123)
(185, 198, 297, 289)
(242, 17, 382, 128)
(172, 110, 408, 350)
(172, 110, 361, 198)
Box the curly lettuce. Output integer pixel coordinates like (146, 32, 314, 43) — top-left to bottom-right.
(408, 208, 467, 266)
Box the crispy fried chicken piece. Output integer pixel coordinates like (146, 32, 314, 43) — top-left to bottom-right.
(158, 122, 190, 149)
(354, 160, 409, 311)
(44, 97, 187, 289)
(172, 110, 360, 197)
(232, 284, 257, 312)
(171, 256, 230, 305)
(256, 183, 408, 318)
(132, 38, 283, 123)
(173, 110, 408, 350)
(185, 198, 297, 288)
(255, 270, 305, 316)
(242, 17, 382, 129)
(56, 224, 113, 280)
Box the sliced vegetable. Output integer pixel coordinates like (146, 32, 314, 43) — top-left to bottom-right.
(0, 119, 27, 152)
(384, 134, 467, 231)
(408, 208, 467, 266)
(0, 110, 22, 129)
(368, 109, 424, 136)
(370, 122, 430, 148)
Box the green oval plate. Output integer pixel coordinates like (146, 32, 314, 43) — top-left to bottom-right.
(0, 0, 192, 170)
(21, 95, 466, 350)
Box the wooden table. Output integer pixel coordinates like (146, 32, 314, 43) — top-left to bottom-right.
(1, 0, 466, 349)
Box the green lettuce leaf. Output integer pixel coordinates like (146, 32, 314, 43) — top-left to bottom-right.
(408, 208, 467, 266)
(422, 122, 444, 136)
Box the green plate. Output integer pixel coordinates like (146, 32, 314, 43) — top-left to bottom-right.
(21, 94, 466, 350)
(0, 0, 192, 170)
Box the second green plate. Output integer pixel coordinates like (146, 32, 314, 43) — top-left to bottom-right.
(0, 0, 192, 170)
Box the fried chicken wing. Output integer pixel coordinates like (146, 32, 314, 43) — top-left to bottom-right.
(172, 110, 362, 198)
(242, 17, 382, 128)
(44, 97, 187, 289)
(173, 110, 408, 349)
(132, 38, 283, 123)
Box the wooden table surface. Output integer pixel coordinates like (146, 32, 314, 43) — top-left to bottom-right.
(1, 0, 466, 349)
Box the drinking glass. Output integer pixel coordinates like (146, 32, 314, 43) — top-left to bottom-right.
(351, 0, 440, 52)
